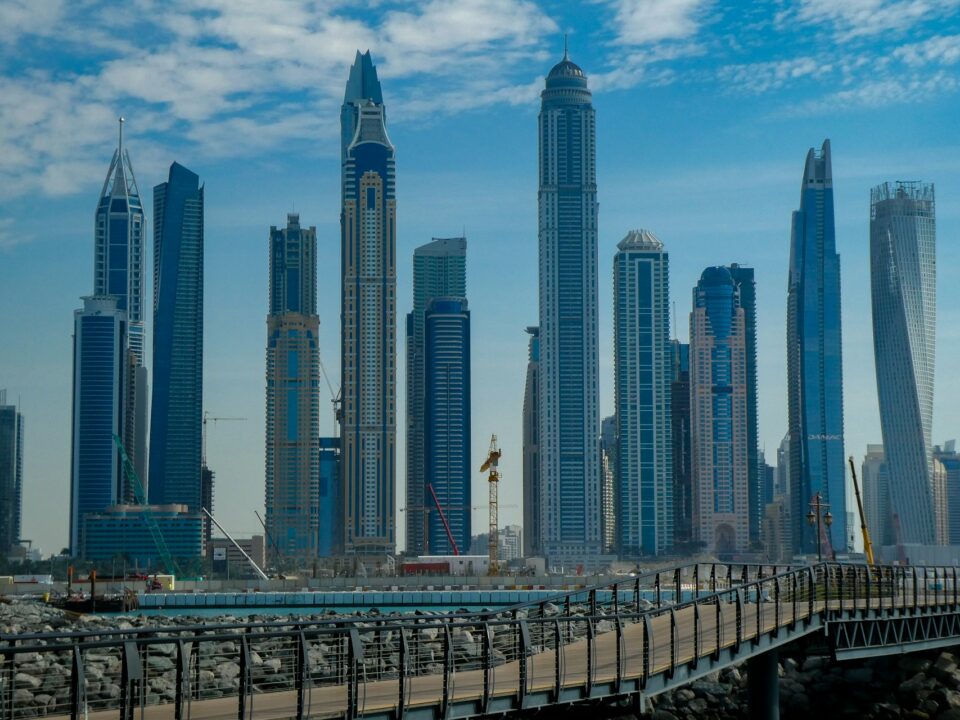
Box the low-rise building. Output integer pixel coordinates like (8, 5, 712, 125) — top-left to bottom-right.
(81, 504, 204, 567)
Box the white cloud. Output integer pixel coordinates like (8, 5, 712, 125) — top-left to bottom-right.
(894, 34, 960, 67)
(607, 0, 711, 45)
(0, 0, 558, 200)
(791, 70, 959, 113)
(717, 57, 832, 93)
(791, 0, 960, 40)
(0, 218, 32, 250)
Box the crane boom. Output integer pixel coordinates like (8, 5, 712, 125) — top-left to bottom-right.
(481, 436, 501, 575)
(848, 456, 875, 565)
(112, 434, 180, 576)
(203, 508, 269, 581)
(426, 483, 459, 555)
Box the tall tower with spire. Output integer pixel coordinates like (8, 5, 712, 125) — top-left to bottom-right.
(340, 51, 397, 555)
(786, 140, 847, 555)
(94, 118, 148, 492)
(537, 50, 604, 568)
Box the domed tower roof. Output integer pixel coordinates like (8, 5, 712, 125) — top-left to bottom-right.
(699, 266, 735, 286)
(547, 55, 585, 80)
(617, 229, 663, 252)
(543, 44, 590, 100)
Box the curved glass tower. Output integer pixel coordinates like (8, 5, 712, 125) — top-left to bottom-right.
(340, 51, 396, 555)
(537, 51, 603, 569)
(870, 181, 938, 545)
(786, 140, 847, 555)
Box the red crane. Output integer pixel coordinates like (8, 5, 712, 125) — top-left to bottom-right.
(426, 483, 459, 556)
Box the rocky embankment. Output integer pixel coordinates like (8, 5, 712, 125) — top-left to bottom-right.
(6, 599, 960, 719)
(641, 648, 960, 720)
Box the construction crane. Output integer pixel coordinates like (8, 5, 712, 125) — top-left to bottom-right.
(112, 434, 180, 576)
(479, 436, 501, 575)
(201, 412, 247, 467)
(848, 456, 876, 565)
(202, 508, 269, 581)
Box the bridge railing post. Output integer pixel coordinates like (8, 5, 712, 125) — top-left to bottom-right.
(69, 645, 85, 720)
(655, 572, 662, 608)
(735, 588, 744, 651)
(174, 639, 189, 720)
(641, 615, 652, 690)
(774, 573, 781, 635)
(913, 567, 919, 614)
(668, 608, 677, 679)
(518, 620, 531, 707)
(346, 628, 362, 719)
(675, 567, 682, 604)
(238, 632, 252, 720)
(552, 620, 562, 702)
(442, 624, 453, 718)
(710, 564, 717, 594)
(120, 640, 142, 720)
(692, 602, 701, 668)
(399, 628, 410, 718)
(953, 567, 958, 609)
(615, 617, 625, 691)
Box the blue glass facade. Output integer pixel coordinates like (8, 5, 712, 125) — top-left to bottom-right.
(340, 51, 397, 554)
(70, 296, 127, 554)
(787, 140, 847, 555)
(150, 162, 204, 510)
(81, 504, 204, 566)
(522, 327, 541, 559)
(537, 53, 603, 569)
(670, 341, 692, 547)
(424, 298, 471, 555)
(0, 396, 23, 555)
(871, 181, 938, 544)
(318, 437, 342, 557)
(265, 215, 321, 564)
(406, 238, 467, 556)
(613, 230, 672, 557)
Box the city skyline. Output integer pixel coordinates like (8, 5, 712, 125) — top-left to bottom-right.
(2, 2, 960, 554)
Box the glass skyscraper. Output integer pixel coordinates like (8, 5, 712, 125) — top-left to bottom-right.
(522, 326, 541, 559)
(670, 340, 692, 548)
(690, 267, 750, 557)
(423, 298, 471, 555)
(405, 237, 466, 556)
(318, 437, 342, 557)
(537, 51, 603, 569)
(340, 51, 396, 554)
(95, 121, 148, 491)
(870, 181, 939, 545)
(787, 140, 847, 556)
(70, 296, 127, 554)
(150, 162, 204, 510)
(265, 213, 321, 563)
(0, 391, 23, 555)
(613, 229, 672, 557)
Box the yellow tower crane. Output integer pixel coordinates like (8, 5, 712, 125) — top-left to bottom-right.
(848, 456, 876, 565)
(479, 436, 502, 575)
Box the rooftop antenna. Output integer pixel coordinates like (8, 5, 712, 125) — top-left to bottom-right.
(563, 33, 568, 60)
(118, 116, 124, 156)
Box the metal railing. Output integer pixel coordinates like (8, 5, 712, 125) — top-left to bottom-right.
(0, 561, 957, 720)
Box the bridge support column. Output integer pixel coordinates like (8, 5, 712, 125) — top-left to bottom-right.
(748, 650, 779, 720)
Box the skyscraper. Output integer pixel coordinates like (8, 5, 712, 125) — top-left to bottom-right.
(670, 340, 692, 548)
(861, 445, 892, 547)
(0, 391, 23, 555)
(690, 267, 750, 557)
(423, 298, 471, 554)
(150, 162, 204, 510)
(70, 296, 128, 554)
(538, 50, 603, 569)
(265, 213, 320, 564)
(787, 140, 847, 555)
(870, 181, 938, 545)
(318, 437, 342, 557)
(599, 416, 617, 555)
(340, 51, 396, 555)
(96, 120, 148, 490)
(522, 326, 541, 559)
(727, 264, 760, 545)
(406, 237, 467, 556)
(614, 229, 672, 557)
(934, 442, 960, 545)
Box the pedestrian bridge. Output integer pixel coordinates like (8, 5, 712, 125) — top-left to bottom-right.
(5, 562, 960, 720)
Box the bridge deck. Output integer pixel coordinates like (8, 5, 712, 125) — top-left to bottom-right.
(47, 600, 811, 719)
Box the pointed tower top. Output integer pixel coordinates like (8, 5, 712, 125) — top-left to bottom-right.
(118, 116, 125, 156)
(563, 33, 568, 61)
(344, 49, 384, 105)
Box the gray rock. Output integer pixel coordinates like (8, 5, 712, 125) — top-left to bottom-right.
(146, 655, 175, 672)
(687, 697, 708, 714)
(802, 656, 828, 672)
(217, 661, 241, 680)
(262, 658, 281, 674)
(100, 683, 120, 699)
(675, 688, 696, 703)
(13, 688, 34, 706)
(651, 711, 679, 720)
(691, 680, 728, 698)
(32, 694, 53, 707)
(15, 672, 41, 689)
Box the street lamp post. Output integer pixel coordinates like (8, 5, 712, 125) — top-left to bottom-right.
(806, 492, 833, 563)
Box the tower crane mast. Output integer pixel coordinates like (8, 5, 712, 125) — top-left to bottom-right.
(480, 436, 501, 575)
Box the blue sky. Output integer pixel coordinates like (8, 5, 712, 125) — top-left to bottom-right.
(1, 0, 958, 555)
